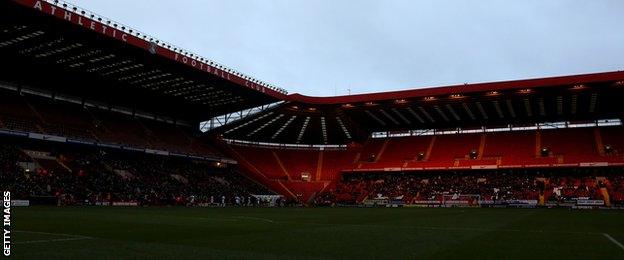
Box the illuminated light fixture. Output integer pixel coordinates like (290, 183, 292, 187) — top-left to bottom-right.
(519, 88, 532, 94)
(417, 152, 425, 161)
(469, 149, 478, 159)
(487, 91, 500, 96)
(307, 107, 317, 111)
(423, 96, 436, 101)
(365, 102, 376, 106)
(291, 105, 299, 110)
(395, 99, 408, 104)
(342, 103, 354, 108)
(604, 144, 613, 154)
(571, 84, 585, 90)
(450, 94, 463, 99)
(614, 81, 624, 86)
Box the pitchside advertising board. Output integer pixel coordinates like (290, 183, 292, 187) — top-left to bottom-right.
(12, 0, 285, 97)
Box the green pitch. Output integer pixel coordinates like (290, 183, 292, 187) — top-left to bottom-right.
(10, 206, 624, 259)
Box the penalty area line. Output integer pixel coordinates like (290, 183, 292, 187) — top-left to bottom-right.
(603, 233, 624, 252)
(13, 230, 94, 245)
(14, 237, 93, 244)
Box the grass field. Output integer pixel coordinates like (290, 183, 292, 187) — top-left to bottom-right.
(10, 206, 624, 259)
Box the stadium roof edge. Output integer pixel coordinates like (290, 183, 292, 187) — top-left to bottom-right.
(285, 70, 624, 105)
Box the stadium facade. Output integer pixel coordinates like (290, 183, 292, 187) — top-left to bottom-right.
(2, 0, 624, 208)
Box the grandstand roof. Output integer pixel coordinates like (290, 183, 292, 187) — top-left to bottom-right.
(221, 72, 624, 145)
(287, 71, 624, 105)
(1, 0, 287, 122)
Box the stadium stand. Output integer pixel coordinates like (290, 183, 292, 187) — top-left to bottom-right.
(0, 136, 273, 206)
(314, 168, 624, 207)
(0, 90, 219, 157)
(1, 0, 623, 208)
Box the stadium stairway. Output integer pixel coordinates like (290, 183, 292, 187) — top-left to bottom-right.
(600, 187, 611, 207)
(217, 142, 299, 200)
(272, 151, 293, 181)
(316, 151, 324, 181)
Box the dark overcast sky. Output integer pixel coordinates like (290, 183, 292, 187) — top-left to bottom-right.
(66, 0, 624, 96)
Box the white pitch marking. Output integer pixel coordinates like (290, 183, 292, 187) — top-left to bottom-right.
(14, 230, 93, 244)
(603, 233, 624, 252)
(235, 216, 277, 223)
(14, 237, 92, 244)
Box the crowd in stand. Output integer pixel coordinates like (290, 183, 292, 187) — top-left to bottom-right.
(3, 136, 624, 208)
(0, 92, 217, 157)
(315, 169, 624, 206)
(0, 142, 274, 206)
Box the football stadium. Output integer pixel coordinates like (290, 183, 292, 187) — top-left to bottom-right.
(2, 0, 624, 259)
